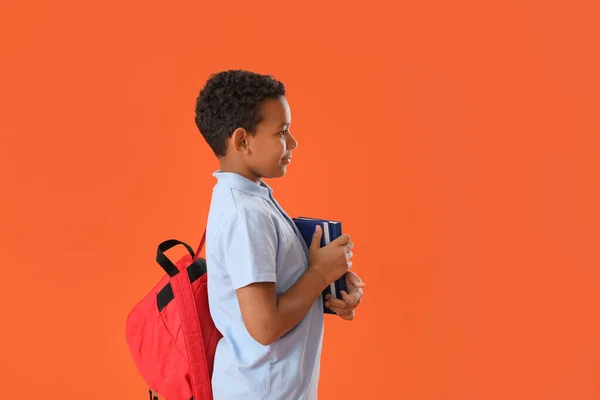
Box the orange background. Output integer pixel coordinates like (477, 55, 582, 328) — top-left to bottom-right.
(1, 0, 599, 399)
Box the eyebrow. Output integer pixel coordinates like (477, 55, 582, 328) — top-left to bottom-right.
(279, 122, 291, 128)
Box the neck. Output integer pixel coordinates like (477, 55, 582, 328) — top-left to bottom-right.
(219, 158, 262, 184)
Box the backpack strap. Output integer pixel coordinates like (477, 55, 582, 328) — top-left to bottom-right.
(155, 230, 205, 276)
(193, 229, 206, 262)
(156, 239, 195, 277)
(169, 229, 211, 400)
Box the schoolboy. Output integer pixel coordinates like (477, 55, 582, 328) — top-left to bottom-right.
(194, 70, 365, 399)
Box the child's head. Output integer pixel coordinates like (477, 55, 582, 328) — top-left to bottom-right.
(195, 70, 298, 181)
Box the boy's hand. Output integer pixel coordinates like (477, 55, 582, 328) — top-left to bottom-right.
(308, 225, 354, 285)
(324, 271, 366, 321)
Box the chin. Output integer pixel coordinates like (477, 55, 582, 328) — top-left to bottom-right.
(273, 168, 287, 178)
(267, 166, 287, 179)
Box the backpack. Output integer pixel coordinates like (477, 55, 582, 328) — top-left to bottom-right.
(125, 230, 223, 400)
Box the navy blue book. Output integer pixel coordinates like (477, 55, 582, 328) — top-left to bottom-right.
(292, 216, 348, 315)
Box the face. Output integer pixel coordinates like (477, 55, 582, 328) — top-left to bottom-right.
(233, 96, 298, 181)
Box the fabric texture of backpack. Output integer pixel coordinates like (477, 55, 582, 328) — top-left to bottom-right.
(125, 230, 222, 400)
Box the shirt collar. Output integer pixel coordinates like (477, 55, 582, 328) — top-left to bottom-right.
(213, 170, 272, 199)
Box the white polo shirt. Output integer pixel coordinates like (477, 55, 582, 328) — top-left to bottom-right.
(206, 170, 324, 399)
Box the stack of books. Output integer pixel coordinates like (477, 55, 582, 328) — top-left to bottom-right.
(292, 217, 349, 315)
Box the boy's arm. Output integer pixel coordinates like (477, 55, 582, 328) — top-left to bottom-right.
(220, 210, 352, 346)
(236, 267, 329, 346)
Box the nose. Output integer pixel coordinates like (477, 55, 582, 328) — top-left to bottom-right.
(287, 131, 298, 150)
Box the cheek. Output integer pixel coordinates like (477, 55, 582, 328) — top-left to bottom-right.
(251, 138, 284, 163)
(272, 140, 286, 157)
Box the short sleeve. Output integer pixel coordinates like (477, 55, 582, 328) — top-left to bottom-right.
(216, 209, 278, 290)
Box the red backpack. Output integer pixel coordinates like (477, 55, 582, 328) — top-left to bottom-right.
(125, 230, 222, 400)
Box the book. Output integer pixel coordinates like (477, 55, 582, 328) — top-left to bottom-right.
(292, 216, 349, 315)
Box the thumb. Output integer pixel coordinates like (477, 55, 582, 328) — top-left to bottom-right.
(310, 225, 323, 251)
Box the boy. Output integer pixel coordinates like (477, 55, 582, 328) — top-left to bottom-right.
(194, 70, 365, 399)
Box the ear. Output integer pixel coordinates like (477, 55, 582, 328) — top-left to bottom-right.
(231, 128, 251, 155)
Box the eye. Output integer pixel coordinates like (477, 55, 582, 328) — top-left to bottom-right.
(280, 129, 289, 137)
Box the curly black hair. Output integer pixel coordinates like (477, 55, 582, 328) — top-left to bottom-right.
(194, 70, 286, 157)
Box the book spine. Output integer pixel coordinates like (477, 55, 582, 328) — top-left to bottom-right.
(332, 223, 347, 298)
(322, 222, 337, 298)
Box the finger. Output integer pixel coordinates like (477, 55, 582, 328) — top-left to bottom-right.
(341, 288, 363, 306)
(338, 310, 355, 321)
(345, 251, 353, 260)
(345, 271, 366, 288)
(325, 294, 354, 310)
(325, 296, 354, 310)
(343, 241, 354, 252)
(328, 304, 355, 315)
(333, 234, 351, 246)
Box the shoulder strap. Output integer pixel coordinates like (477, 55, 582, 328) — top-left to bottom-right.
(193, 229, 206, 262)
(170, 229, 211, 400)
